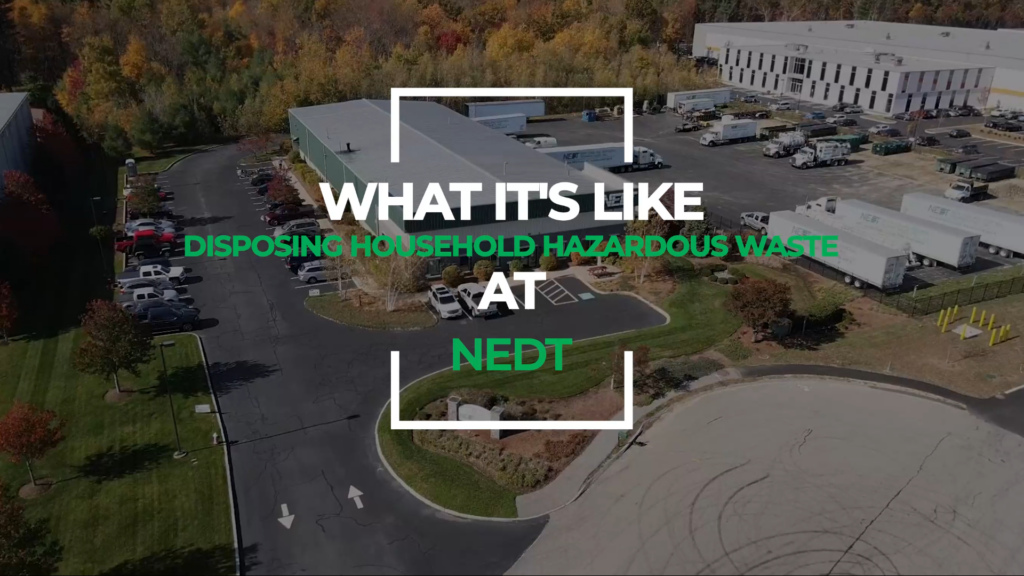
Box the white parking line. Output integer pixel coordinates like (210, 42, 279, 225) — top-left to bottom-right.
(536, 279, 579, 305)
(293, 281, 332, 289)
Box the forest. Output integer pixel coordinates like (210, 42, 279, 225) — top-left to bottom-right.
(2, 0, 1023, 154)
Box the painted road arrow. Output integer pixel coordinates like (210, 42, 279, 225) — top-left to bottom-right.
(278, 503, 295, 529)
(348, 486, 364, 510)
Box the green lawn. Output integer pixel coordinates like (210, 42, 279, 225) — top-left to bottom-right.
(379, 280, 741, 517)
(306, 294, 436, 330)
(0, 333, 234, 574)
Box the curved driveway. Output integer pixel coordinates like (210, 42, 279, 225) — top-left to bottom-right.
(166, 146, 666, 574)
(510, 378, 1024, 575)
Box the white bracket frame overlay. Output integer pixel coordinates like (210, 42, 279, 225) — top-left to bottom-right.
(390, 351, 634, 431)
(390, 87, 634, 164)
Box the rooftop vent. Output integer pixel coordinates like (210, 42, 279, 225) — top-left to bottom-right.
(338, 142, 357, 154)
(986, 41, 991, 50)
(845, 23, 855, 29)
(886, 32, 891, 40)
(940, 31, 951, 37)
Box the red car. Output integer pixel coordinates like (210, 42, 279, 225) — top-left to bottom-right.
(115, 229, 177, 253)
(262, 204, 317, 226)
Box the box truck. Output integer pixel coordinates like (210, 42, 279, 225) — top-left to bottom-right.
(473, 113, 527, 134)
(797, 196, 980, 269)
(768, 211, 908, 290)
(763, 132, 806, 158)
(790, 141, 850, 169)
(901, 193, 1024, 258)
(465, 99, 545, 119)
(699, 119, 758, 146)
(539, 144, 664, 173)
(676, 99, 716, 114)
(667, 88, 731, 109)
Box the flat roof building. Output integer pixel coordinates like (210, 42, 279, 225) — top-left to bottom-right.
(0, 92, 34, 198)
(694, 20, 1024, 115)
(288, 99, 628, 274)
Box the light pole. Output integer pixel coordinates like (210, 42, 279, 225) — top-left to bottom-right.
(159, 341, 187, 459)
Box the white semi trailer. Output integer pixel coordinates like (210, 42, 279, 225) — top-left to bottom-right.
(667, 88, 732, 109)
(539, 144, 664, 173)
(901, 192, 1024, 258)
(465, 99, 545, 119)
(699, 119, 758, 146)
(768, 210, 908, 290)
(797, 196, 981, 269)
(473, 113, 527, 134)
(676, 99, 716, 114)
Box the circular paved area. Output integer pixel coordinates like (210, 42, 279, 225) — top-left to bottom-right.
(509, 378, 1024, 575)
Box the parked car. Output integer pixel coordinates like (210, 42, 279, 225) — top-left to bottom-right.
(118, 277, 178, 295)
(985, 119, 1006, 129)
(125, 219, 176, 234)
(831, 102, 851, 112)
(428, 285, 463, 319)
(296, 260, 340, 284)
(843, 105, 864, 114)
(139, 306, 201, 333)
(457, 283, 498, 317)
(825, 114, 848, 124)
(948, 128, 971, 138)
(1003, 122, 1023, 132)
(119, 286, 181, 311)
(250, 173, 273, 187)
(740, 211, 770, 233)
(740, 95, 759, 103)
(835, 118, 859, 127)
(254, 184, 270, 196)
(272, 218, 320, 238)
(868, 124, 892, 134)
(876, 128, 902, 137)
(116, 264, 186, 287)
(804, 111, 826, 120)
(127, 204, 174, 220)
(953, 144, 980, 155)
(674, 122, 701, 132)
(936, 109, 954, 118)
(922, 110, 938, 119)
(124, 257, 173, 272)
(770, 101, 793, 111)
(262, 204, 317, 226)
(891, 112, 911, 121)
(114, 233, 176, 255)
(914, 136, 940, 147)
(130, 299, 193, 320)
(285, 253, 321, 273)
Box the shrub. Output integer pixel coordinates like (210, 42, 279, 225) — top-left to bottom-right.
(699, 266, 714, 277)
(604, 254, 619, 266)
(509, 259, 524, 273)
(728, 277, 739, 285)
(89, 225, 113, 242)
(287, 149, 301, 164)
(662, 356, 724, 383)
(541, 433, 591, 463)
(711, 263, 728, 273)
(731, 269, 747, 280)
(569, 252, 595, 266)
(441, 265, 463, 288)
(473, 259, 496, 282)
(717, 276, 730, 285)
(805, 286, 852, 323)
(664, 256, 695, 280)
(706, 274, 717, 282)
(539, 255, 559, 271)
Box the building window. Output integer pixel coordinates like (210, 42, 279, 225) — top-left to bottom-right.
(849, 66, 857, 85)
(904, 97, 912, 112)
(820, 62, 826, 81)
(810, 81, 817, 98)
(761, 73, 767, 88)
(838, 85, 845, 102)
(774, 74, 780, 91)
(834, 63, 841, 83)
(770, 54, 776, 72)
(881, 71, 889, 91)
(746, 51, 752, 68)
(740, 69, 745, 84)
(758, 53, 764, 70)
(931, 73, 938, 91)
(789, 77, 803, 94)
(975, 69, 982, 88)
(885, 93, 893, 113)
(937, 92, 943, 108)
(791, 55, 804, 77)
(783, 56, 789, 74)
(920, 94, 927, 110)
(805, 60, 813, 78)
(901, 74, 909, 93)
(824, 83, 830, 100)
(865, 68, 873, 89)
(964, 90, 971, 106)
(916, 73, 923, 92)
(736, 50, 741, 67)
(729, 67, 733, 81)
(945, 72, 953, 90)
(853, 87, 861, 105)
(869, 90, 877, 109)
(725, 48, 731, 65)
(960, 70, 967, 89)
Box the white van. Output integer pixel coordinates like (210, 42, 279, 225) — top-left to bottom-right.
(770, 101, 793, 111)
(525, 137, 558, 149)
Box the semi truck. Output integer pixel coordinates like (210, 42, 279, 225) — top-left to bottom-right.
(797, 196, 980, 269)
(473, 113, 527, 134)
(763, 132, 807, 158)
(790, 141, 850, 169)
(539, 144, 664, 173)
(667, 88, 731, 109)
(901, 193, 1024, 258)
(699, 118, 758, 146)
(768, 210, 908, 290)
(465, 99, 545, 119)
(676, 99, 716, 114)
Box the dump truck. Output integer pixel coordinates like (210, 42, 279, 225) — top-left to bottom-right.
(472, 113, 527, 134)
(667, 88, 731, 109)
(901, 192, 1024, 258)
(768, 211, 907, 290)
(763, 132, 807, 158)
(943, 179, 989, 202)
(699, 118, 758, 146)
(539, 144, 664, 173)
(797, 196, 980, 269)
(790, 141, 850, 169)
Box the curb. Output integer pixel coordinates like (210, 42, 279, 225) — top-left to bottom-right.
(188, 333, 243, 575)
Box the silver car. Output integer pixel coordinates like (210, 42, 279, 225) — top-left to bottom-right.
(457, 283, 498, 317)
(273, 218, 320, 238)
(125, 219, 176, 234)
(117, 277, 179, 296)
(297, 260, 339, 284)
(428, 285, 463, 319)
(119, 286, 181, 311)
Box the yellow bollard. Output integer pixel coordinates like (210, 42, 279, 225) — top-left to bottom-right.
(943, 314, 950, 333)
(938, 309, 946, 326)
(970, 307, 977, 324)
(989, 314, 996, 331)
(953, 305, 959, 318)
(1005, 324, 1012, 342)
(990, 329, 998, 347)
(960, 324, 966, 340)
(980, 310, 987, 326)
(1001, 325, 1009, 342)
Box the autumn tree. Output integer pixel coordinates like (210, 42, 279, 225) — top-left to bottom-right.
(127, 185, 162, 216)
(73, 300, 153, 394)
(728, 278, 792, 340)
(0, 482, 62, 574)
(908, 2, 932, 23)
(0, 282, 16, 345)
(623, 210, 669, 284)
(0, 403, 64, 487)
(265, 173, 300, 206)
(238, 134, 272, 162)
(2, 171, 49, 212)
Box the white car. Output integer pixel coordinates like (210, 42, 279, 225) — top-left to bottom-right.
(428, 285, 463, 319)
(119, 286, 181, 310)
(825, 114, 847, 124)
(273, 218, 320, 238)
(770, 101, 793, 111)
(740, 211, 770, 233)
(125, 219, 176, 234)
(457, 283, 498, 317)
(868, 124, 892, 134)
(843, 105, 864, 114)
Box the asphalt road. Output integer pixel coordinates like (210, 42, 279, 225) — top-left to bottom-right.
(161, 145, 666, 574)
(510, 377, 1024, 575)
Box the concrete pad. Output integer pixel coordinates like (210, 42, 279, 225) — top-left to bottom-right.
(510, 378, 1024, 575)
(954, 323, 984, 339)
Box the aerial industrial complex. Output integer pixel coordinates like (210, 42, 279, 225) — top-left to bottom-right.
(695, 20, 1024, 114)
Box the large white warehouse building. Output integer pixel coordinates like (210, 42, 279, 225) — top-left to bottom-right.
(693, 21, 1024, 115)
